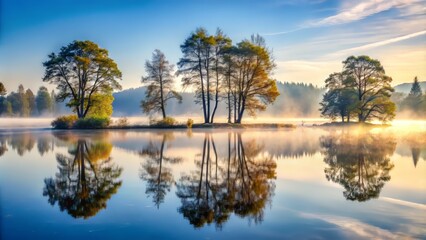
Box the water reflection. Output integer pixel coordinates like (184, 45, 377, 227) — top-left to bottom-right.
(176, 133, 276, 228)
(403, 135, 426, 167)
(43, 134, 122, 219)
(139, 133, 182, 208)
(320, 130, 396, 201)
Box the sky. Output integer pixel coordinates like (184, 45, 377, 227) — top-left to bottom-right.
(0, 0, 425, 93)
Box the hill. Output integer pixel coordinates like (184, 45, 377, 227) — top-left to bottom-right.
(394, 81, 426, 94)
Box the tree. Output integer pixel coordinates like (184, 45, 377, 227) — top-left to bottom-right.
(178, 28, 212, 123)
(25, 89, 36, 116)
(0, 82, 8, 115)
(36, 86, 52, 115)
(230, 35, 279, 123)
(401, 76, 423, 114)
(0, 82, 6, 96)
(42, 40, 122, 119)
(210, 29, 232, 123)
(141, 50, 182, 119)
(320, 73, 357, 122)
(50, 90, 56, 113)
(6, 85, 30, 116)
(343, 56, 395, 122)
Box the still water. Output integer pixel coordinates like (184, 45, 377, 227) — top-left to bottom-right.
(0, 127, 425, 239)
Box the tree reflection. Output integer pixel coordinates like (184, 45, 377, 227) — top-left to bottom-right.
(0, 138, 7, 157)
(43, 136, 122, 219)
(320, 131, 396, 201)
(403, 134, 426, 167)
(139, 133, 182, 208)
(8, 133, 36, 156)
(176, 133, 276, 228)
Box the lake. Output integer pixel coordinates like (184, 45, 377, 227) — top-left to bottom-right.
(0, 126, 425, 239)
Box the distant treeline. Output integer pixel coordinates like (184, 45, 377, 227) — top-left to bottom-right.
(112, 81, 324, 117)
(0, 83, 62, 117)
(391, 78, 426, 118)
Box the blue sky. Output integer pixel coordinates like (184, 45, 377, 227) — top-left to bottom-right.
(0, 0, 425, 92)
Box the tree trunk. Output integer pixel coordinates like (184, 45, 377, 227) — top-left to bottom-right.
(198, 60, 208, 123)
(159, 75, 166, 119)
(210, 60, 220, 123)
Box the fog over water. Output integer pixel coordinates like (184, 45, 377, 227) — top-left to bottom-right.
(1, 117, 425, 129)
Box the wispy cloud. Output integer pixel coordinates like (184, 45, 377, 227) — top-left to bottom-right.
(332, 30, 426, 56)
(264, 0, 422, 36)
(310, 0, 419, 26)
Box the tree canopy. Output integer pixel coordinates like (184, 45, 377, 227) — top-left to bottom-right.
(141, 49, 182, 119)
(320, 56, 396, 123)
(42, 40, 122, 119)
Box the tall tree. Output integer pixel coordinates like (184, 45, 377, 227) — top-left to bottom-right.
(36, 86, 52, 115)
(25, 89, 36, 116)
(343, 56, 395, 122)
(231, 35, 279, 123)
(42, 40, 122, 119)
(0, 82, 7, 115)
(50, 90, 56, 113)
(178, 28, 212, 123)
(210, 29, 232, 123)
(141, 50, 182, 119)
(320, 73, 357, 122)
(401, 76, 423, 114)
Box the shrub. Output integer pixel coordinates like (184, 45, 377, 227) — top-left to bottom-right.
(51, 115, 78, 129)
(186, 118, 194, 128)
(151, 117, 177, 127)
(74, 116, 111, 129)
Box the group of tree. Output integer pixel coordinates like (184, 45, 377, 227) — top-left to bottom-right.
(399, 77, 426, 117)
(140, 28, 279, 124)
(320, 56, 396, 123)
(0, 82, 57, 117)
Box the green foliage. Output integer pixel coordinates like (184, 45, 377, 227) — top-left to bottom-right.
(178, 28, 278, 124)
(150, 117, 177, 127)
(87, 93, 114, 118)
(74, 116, 111, 129)
(43, 40, 122, 119)
(52, 115, 110, 129)
(51, 115, 78, 129)
(186, 118, 194, 128)
(25, 89, 36, 115)
(141, 49, 181, 119)
(36, 86, 52, 114)
(400, 77, 425, 116)
(321, 56, 396, 123)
